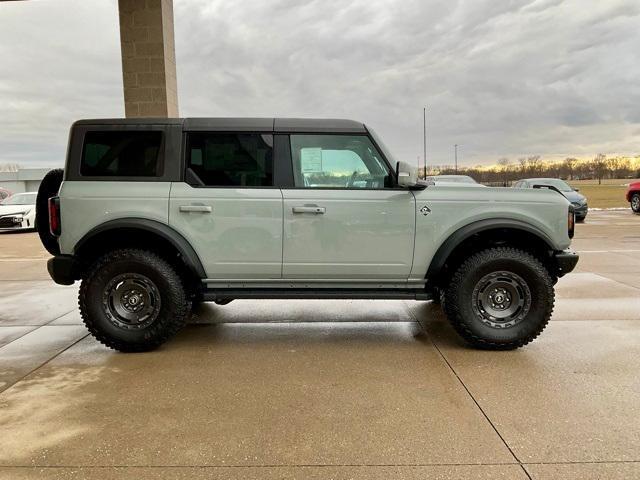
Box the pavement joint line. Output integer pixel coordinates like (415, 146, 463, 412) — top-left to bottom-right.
(428, 339, 534, 480)
(2, 460, 640, 468)
(0, 326, 38, 348)
(0, 305, 77, 349)
(0, 332, 89, 395)
(43, 307, 78, 326)
(401, 302, 533, 480)
(0, 308, 81, 349)
(0, 462, 531, 468)
(589, 272, 640, 291)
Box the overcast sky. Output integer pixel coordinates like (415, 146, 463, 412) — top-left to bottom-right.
(0, 0, 638, 168)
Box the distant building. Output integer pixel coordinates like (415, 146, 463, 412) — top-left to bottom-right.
(0, 168, 51, 195)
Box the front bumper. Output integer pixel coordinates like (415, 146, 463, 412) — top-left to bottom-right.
(0, 215, 30, 230)
(572, 204, 588, 218)
(47, 255, 81, 285)
(553, 249, 579, 277)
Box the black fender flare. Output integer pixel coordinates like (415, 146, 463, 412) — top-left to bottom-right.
(36, 168, 64, 255)
(426, 218, 556, 279)
(75, 218, 206, 279)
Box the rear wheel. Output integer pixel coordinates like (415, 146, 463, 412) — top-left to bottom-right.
(631, 193, 640, 213)
(443, 247, 554, 350)
(79, 249, 191, 352)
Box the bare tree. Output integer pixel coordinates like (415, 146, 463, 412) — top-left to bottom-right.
(527, 155, 542, 176)
(497, 158, 511, 186)
(518, 157, 528, 175)
(590, 154, 607, 185)
(562, 157, 577, 180)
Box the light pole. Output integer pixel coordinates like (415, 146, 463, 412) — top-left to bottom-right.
(454, 144, 458, 173)
(423, 107, 427, 178)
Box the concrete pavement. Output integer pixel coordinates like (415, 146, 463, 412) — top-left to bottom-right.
(0, 210, 638, 479)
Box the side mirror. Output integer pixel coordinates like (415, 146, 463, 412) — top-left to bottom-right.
(573, 187, 580, 192)
(396, 161, 425, 190)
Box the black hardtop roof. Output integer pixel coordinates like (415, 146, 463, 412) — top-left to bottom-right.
(73, 117, 367, 133)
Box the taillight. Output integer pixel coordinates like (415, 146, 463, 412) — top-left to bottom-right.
(49, 196, 61, 237)
(568, 205, 575, 239)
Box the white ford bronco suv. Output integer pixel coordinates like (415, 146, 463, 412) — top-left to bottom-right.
(36, 118, 578, 352)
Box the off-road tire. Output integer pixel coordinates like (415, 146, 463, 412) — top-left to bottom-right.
(443, 247, 554, 350)
(631, 193, 640, 213)
(36, 168, 64, 255)
(79, 249, 191, 352)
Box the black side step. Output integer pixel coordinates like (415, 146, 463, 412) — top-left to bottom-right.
(202, 289, 433, 301)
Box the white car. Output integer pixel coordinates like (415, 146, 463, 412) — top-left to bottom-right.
(0, 192, 37, 231)
(427, 175, 486, 187)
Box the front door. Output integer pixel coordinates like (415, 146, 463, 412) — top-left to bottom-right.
(281, 134, 415, 281)
(169, 132, 282, 280)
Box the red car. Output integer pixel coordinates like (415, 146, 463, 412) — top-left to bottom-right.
(627, 181, 640, 213)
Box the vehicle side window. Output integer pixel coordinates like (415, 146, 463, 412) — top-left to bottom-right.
(289, 134, 391, 189)
(81, 131, 163, 177)
(186, 133, 273, 187)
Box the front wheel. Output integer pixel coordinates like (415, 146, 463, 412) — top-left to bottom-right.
(79, 249, 191, 352)
(631, 193, 640, 213)
(443, 247, 554, 350)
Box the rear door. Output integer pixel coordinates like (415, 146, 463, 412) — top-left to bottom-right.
(169, 129, 283, 280)
(280, 133, 415, 280)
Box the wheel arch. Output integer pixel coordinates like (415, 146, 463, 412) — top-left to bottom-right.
(74, 218, 206, 283)
(427, 219, 557, 283)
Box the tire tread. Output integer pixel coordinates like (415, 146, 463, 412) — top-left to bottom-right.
(79, 248, 190, 352)
(444, 247, 554, 350)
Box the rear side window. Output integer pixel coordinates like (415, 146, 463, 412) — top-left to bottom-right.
(81, 131, 163, 177)
(186, 133, 273, 187)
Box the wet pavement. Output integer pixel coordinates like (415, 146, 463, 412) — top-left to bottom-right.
(0, 210, 638, 479)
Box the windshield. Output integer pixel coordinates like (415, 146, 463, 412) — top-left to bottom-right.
(1, 193, 37, 205)
(533, 179, 572, 192)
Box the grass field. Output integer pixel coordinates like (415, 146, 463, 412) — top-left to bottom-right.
(567, 179, 636, 208)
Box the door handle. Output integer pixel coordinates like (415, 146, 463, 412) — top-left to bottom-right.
(179, 205, 212, 213)
(292, 206, 325, 214)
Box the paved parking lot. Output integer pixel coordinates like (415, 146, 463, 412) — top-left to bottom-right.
(0, 210, 638, 479)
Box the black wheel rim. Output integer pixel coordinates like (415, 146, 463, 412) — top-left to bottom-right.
(471, 271, 531, 329)
(102, 273, 161, 330)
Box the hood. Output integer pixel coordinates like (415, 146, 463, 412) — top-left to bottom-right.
(0, 204, 33, 216)
(414, 184, 570, 207)
(562, 190, 586, 204)
(432, 181, 485, 187)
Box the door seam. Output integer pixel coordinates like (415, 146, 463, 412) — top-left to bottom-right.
(280, 188, 285, 279)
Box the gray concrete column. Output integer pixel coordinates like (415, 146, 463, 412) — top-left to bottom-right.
(118, 0, 179, 117)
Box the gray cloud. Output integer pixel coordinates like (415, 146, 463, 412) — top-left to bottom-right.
(0, 0, 638, 169)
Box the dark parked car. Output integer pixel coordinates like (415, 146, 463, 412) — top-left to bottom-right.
(513, 178, 588, 221)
